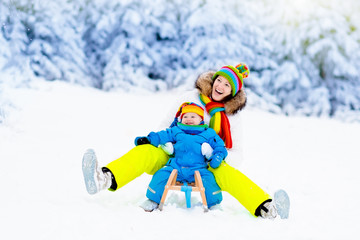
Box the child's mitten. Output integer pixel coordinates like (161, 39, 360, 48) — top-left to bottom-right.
(134, 137, 150, 146)
(209, 154, 223, 169)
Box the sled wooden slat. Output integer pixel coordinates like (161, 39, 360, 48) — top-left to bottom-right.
(158, 169, 208, 212)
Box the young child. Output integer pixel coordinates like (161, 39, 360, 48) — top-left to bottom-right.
(134, 102, 228, 212)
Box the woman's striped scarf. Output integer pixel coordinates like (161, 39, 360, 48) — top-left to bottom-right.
(199, 93, 232, 149)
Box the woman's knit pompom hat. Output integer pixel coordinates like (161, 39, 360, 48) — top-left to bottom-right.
(212, 63, 250, 96)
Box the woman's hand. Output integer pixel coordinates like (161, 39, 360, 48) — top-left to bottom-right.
(201, 143, 213, 159)
(160, 142, 174, 155)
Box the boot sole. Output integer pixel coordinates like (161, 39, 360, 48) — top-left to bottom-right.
(274, 189, 290, 219)
(82, 149, 98, 195)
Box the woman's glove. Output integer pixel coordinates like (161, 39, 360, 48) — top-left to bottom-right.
(201, 143, 213, 160)
(160, 142, 174, 155)
(209, 154, 223, 169)
(134, 137, 150, 146)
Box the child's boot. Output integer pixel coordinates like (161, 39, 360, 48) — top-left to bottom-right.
(140, 199, 159, 212)
(82, 149, 112, 194)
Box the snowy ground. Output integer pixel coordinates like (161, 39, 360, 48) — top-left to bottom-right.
(1, 80, 359, 240)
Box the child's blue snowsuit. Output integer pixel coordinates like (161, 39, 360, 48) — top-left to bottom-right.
(145, 123, 227, 208)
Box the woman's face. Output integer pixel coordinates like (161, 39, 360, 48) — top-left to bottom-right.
(211, 76, 232, 101)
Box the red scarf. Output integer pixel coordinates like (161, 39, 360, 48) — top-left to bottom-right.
(199, 93, 232, 149)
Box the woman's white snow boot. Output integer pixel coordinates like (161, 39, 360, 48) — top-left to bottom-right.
(82, 149, 112, 195)
(258, 200, 278, 219)
(261, 201, 278, 219)
(256, 189, 290, 219)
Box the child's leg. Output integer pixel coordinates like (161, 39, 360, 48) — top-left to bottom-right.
(209, 162, 271, 216)
(105, 144, 169, 190)
(198, 169, 223, 208)
(146, 166, 173, 204)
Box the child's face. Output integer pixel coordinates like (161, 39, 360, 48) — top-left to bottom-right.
(181, 112, 202, 125)
(211, 76, 232, 101)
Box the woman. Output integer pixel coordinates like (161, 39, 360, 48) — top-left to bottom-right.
(82, 63, 277, 219)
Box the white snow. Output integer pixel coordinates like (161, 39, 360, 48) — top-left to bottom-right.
(1, 80, 359, 239)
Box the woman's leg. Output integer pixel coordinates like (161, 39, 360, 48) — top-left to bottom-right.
(209, 162, 271, 216)
(106, 144, 169, 190)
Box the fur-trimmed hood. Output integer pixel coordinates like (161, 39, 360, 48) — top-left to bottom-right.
(195, 71, 247, 115)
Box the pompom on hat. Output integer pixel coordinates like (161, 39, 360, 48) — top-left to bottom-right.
(212, 63, 250, 96)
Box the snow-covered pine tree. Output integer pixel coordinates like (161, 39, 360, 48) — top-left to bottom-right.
(1, 0, 359, 121)
(251, 0, 360, 120)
